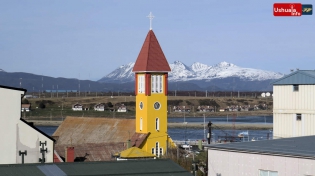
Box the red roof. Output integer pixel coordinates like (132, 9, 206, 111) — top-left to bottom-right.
(133, 30, 171, 72)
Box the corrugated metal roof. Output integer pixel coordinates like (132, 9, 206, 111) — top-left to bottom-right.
(37, 165, 66, 176)
(273, 70, 315, 85)
(53, 116, 135, 145)
(133, 30, 171, 72)
(120, 147, 155, 158)
(207, 135, 315, 159)
(54, 142, 126, 162)
(0, 159, 192, 176)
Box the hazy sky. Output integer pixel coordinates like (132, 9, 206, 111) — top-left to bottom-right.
(1, 0, 314, 80)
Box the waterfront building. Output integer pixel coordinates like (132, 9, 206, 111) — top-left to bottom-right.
(273, 70, 315, 138)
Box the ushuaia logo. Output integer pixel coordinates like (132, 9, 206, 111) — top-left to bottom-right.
(274, 3, 302, 16)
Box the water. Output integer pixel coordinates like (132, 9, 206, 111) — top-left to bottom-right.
(36, 116, 273, 141)
(168, 116, 273, 124)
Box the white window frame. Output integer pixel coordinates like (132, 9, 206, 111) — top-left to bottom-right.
(259, 169, 278, 176)
(156, 118, 159, 131)
(140, 118, 143, 131)
(155, 142, 159, 157)
(159, 147, 163, 156)
(159, 75, 163, 93)
(151, 148, 155, 155)
(138, 75, 145, 93)
(293, 84, 299, 92)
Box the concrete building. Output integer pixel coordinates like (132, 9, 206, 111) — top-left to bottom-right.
(207, 135, 315, 176)
(0, 85, 55, 164)
(273, 70, 315, 138)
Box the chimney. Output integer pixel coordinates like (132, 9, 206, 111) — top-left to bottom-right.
(65, 147, 75, 162)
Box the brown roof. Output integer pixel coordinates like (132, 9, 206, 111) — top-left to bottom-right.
(53, 116, 136, 145)
(133, 30, 171, 72)
(55, 142, 126, 162)
(22, 104, 31, 108)
(130, 132, 149, 147)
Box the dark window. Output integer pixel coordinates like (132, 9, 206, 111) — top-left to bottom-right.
(296, 114, 302, 121)
(293, 85, 299, 91)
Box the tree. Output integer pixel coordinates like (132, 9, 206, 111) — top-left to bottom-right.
(39, 102, 46, 109)
(22, 99, 29, 104)
(107, 102, 113, 108)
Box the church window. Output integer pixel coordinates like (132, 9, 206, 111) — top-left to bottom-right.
(140, 118, 143, 131)
(151, 75, 163, 93)
(138, 75, 145, 93)
(155, 142, 159, 157)
(152, 148, 155, 155)
(159, 147, 163, 156)
(156, 118, 159, 131)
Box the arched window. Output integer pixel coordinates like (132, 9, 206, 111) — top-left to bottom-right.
(159, 147, 163, 156)
(155, 118, 159, 131)
(140, 118, 143, 131)
(151, 148, 155, 155)
(155, 142, 159, 157)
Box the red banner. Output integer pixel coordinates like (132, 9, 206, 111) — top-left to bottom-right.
(274, 3, 302, 16)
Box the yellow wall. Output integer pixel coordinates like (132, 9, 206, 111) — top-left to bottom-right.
(135, 74, 170, 156)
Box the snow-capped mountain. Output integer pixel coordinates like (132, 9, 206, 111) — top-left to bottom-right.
(98, 61, 284, 83)
(0, 69, 4, 72)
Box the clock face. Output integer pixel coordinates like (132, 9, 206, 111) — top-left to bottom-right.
(139, 102, 143, 110)
(154, 102, 161, 110)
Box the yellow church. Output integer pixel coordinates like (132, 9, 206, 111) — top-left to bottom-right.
(118, 22, 175, 159)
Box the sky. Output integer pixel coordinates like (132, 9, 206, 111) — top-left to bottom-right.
(0, 0, 314, 80)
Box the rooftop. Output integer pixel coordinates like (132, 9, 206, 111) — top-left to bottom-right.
(0, 159, 192, 176)
(133, 30, 171, 72)
(207, 135, 315, 159)
(273, 70, 315, 85)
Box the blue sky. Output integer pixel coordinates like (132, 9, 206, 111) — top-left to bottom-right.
(0, 0, 314, 80)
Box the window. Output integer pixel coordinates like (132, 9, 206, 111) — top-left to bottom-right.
(138, 75, 145, 93)
(151, 148, 155, 155)
(259, 170, 278, 176)
(155, 118, 159, 131)
(159, 147, 163, 156)
(151, 75, 163, 93)
(140, 118, 143, 131)
(296, 114, 302, 121)
(293, 84, 299, 92)
(155, 142, 159, 157)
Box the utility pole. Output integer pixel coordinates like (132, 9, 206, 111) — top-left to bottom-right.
(39, 141, 48, 163)
(19, 150, 27, 164)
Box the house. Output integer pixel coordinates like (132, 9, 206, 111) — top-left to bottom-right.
(72, 103, 83, 111)
(0, 159, 192, 176)
(197, 105, 215, 112)
(207, 135, 315, 176)
(94, 103, 105, 111)
(53, 116, 136, 161)
(273, 70, 315, 138)
(21, 103, 31, 112)
(117, 104, 127, 112)
(0, 85, 55, 164)
(173, 106, 190, 112)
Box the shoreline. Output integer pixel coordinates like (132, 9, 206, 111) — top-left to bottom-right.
(28, 120, 272, 130)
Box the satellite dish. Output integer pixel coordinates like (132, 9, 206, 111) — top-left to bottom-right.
(261, 93, 266, 97)
(266, 92, 270, 97)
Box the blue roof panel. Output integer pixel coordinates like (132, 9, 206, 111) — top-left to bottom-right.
(273, 70, 315, 85)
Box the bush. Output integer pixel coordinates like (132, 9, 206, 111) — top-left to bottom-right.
(107, 102, 113, 107)
(39, 102, 46, 109)
(22, 99, 29, 104)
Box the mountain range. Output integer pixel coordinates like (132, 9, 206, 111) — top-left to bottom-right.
(0, 61, 285, 92)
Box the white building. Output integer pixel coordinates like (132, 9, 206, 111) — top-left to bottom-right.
(273, 70, 315, 138)
(207, 135, 315, 176)
(0, 85, 55, 164)
(94, 103, 105, 111)
(72, 103, 83, 111)
(21, 104, 31, 112)
(117, 104, 127, 112)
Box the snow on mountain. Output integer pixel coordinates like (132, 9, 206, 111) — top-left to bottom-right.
(98, 62, 135, 82)
(98, 61, 284, 83)
(0, 69, 4, 72)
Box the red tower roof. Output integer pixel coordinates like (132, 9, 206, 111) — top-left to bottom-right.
(133, 30, 171, 72)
